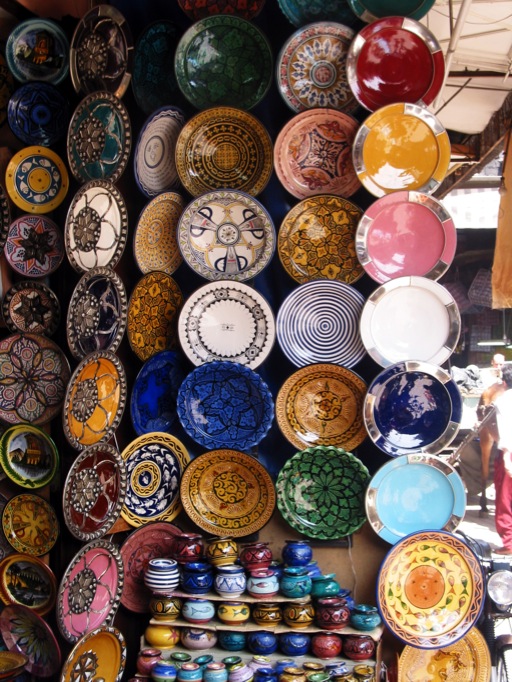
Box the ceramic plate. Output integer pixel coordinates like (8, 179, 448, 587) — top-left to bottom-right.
(276, 445, 370, 539)
(180, 449, 275, 537)
(134, 192, 184, 275)
(7, 82, 70, 146)
(0, 651, 27, 679)
(365, 453, 466, 545)
(175, 15, 272, 110)
(277, 22, 357, 113)
(276, 280, 367, 368)
(363, 360, 463, 457)
(348, 0, 436, 22)
(177, 361, 274, 450)
(0, 424, 59, 490)
(353, 103, 451, 197)
(62, 443, 127, 542)
(57, 539, 124, 644)
(119, 521, 183, 613)
(2, 493, 59, 557)
(61, 626, 126, 682)
(5, 18, 69, 84)
(377, 530, 485, 648)
(178, 0, 266, 20)
(2, 280, 60, 336)
(0, 553, 57, 616)
(175, 106, 273, 197)
(5, 214, 64, 278)
(120, 432, 190, 528)
(359, 276, 461, 368)
(278, 194, 364, 284)
(277, 0, 359, 27)
(178, 280, 275, 369)
(0, 494, 14, 563)
(355, 191, 457, 284)
(178, 190, 276, 282)
(276, 363, 368, 451)
(346, 17, 445, 111)
(62, 351, 127, 451)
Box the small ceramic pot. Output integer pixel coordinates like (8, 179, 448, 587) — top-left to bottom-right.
(194, 655, 214, 670)
(342, 635, 375, 662)
(239, 541, 273, 571)
(301, 663, 325, 677)
(205, 537, 238, 566)
(352, 664, 375, 681)
(278, 631, 311, 657)
(305, 561, 322, 578)
(181, 627, 218, 651)
(251, 602, 282, 627)
(279, 667, 307, 682)
(273, 660, 294, 677)
(307, 674, 329, 682)
(281, 540, 313, 567)
(282, 601, 315, 629)
(170, 652, 192, 668)
(204, 662, 228, 682)
(182, 598, 216, 624)
(152, 661, 178, 682)
(144, 558, 181, 595)
(253, 667, 277, 682)
(145, 623, 181, 650)
(349, 604, 382, 632)
(324, 662, 349, 677)
(177, 662, 203, 682)
(180, 562, 214, 595)
(214, 565, 247, 597)
(222, 656, 243, 670)
(337, 588, 355, 610)
(310, 632, 343, 659)
(247, 631, 279, 655)
(137, 648, 162, 676)
(228, 663, 254, 682)
(247, 656, 272, 672)
(310, 574, 340, 600)
(246, 569, 279, 598)
(217, 631, 247, 651)
(279, 567, 312, 599)
(173, 533, 205, 565)
(217, 601, 251, 625)
(315, 597, 350, 630)
(150, 595, 183, 621)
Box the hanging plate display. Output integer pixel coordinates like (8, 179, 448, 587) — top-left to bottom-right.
(0, 553, 57, 617)
(276, 445, 370, 539)
(180, 449, 276, 537)
(359, 276, 461, 368)
(175, 106, 273, 197)
(120, 432, 190, 528)
(178, 0, 266, 20)
(4, 214, 64, 278)
(7, 82, 70, 146)
(2, 280, 60, 336)
(355, 191, 457, 284)
(277, 0, 359, 27)
(277, 280, 367, 368)
(0, 424, 59, 490)
(0, 651, 27, 680)
(134, 192, 185, 276)
(2, 493, 59, 557)
(377, 530, 485, 648)
(348, 0, 436, 23)
(177, 361, 274, 450)
(60, 626, 126, 682)
(57, 539, 124, 644)
(353, 103, 451, 197)
(62, 443, 127, 542)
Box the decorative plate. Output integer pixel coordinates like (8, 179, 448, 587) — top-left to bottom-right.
(278, 194, 363, 284)
(62, 350, 127, 451)
(180, 449, 276, 537)
(4, 214, 64, 278)
(0, 604, 61, 677)
(62, 443, 127, 542)
(70, 4, 133, 98)
(276, 363, 368, 451)
(0, 553, 57, 616)
(5, 18, 69, 84)
(134, 192, 185, 275)
(175, 106, 273, 197)
(178, 0, 266, 20)
(2, 493, 59, 557)
(178, 190, 276, 282)
(66, 266, 127, 360)
(277, 0, 360, 27)
(177, 361, 274, 450)
(0, 184, 10, 251)
(348, 0, 436, 23)
(7, 82, 70, 146)
(130, 350, 187, 436)
(119, 521, 183, 613)
(359, 276, 461, 368)
(366, 454, 466, 545)
(277, 22, 357, 113)
(127, 272, 184, 362)
(120, 432, 190, 528)
(355, 191, 457, 284)
(134, 107, 186, 198)
(0, 651, 27, 679)
(0, 332, 70, 426)
(276, 280, 367, 368)
(2, 280, 60, 336)
(276, 445, 370, 539)
(377, 530, 485, 648)
(0, 494, 14, 563)
(60, 626, 126, 682)
(0, 54, 14, 128)
(363, 360, 463, 457)
(0, 424, 59, 490)
(274, 108, 361, 199)
(67, 91, 131, 184)
(5, 145, 69, 214)
(57, 539, 124, 644)
(175, 15, 273, 111)
(178, 280, 275, 369)
(352, 102, 451, 197)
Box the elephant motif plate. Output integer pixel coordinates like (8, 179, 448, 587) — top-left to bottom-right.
(134, 192, 185, 275)
(0, 553, 57, 616)
(2, 494, 59, 557)
(0, 424, 59, 490)
(2, 280, 60, 336)
(60, 626, 126, 682)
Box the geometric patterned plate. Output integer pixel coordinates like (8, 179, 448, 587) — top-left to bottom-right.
(2, 493, 59, 557)
(2, 280, 61, 336)
(134, 192, 185, 276)
(60, 626, 126, 682)
(4, 214, 64, 278)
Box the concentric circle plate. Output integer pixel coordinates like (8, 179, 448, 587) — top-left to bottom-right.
(134, 192, 185, 275)
(7, 82, 70, 146)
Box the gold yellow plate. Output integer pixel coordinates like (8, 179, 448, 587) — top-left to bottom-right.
(2, 494, 58, 557)
(60, 626, 126, 682)
(134, 192, 185, 275)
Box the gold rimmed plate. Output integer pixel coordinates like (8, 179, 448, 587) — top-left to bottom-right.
(2, 493, 59, 558)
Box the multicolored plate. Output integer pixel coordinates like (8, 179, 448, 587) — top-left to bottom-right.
(178, 0, 266, 20)
(180, 449, 276, 537)
(2, 280, 60, 336)
(5, 18, 69, 84)
(7, 82, 70, 146)
(61, 626, 126, 682)
(277, 0, 359, 27)
(0, 553, 57, 616)
(276, 445, 370, 539)
(2, 493, 59, 557)
(348, 0, 436, 23)
(4, 214, 64, 278)
(0, 424, 59, 490)
(134, 192, 185, 275)
(377, 530, 485, 648)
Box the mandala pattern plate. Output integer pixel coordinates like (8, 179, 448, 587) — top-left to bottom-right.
(175, 106, 273, 197)
(2, 280, 60, 336)
(276, 445, 370, 539)
(178, 280, 275, 369)
(57, 539, 124, 644)
(348, 0, 436, 23)
(178, 190, 276, 282)
(0, 424, 59, 490)
(277, 0, 359, 27)
(60, 626, 126, 682)
(276, 363, 368, 451)
(5, 18, 69, 84)
(134, 192, 185, 275)
(0, 553, 57, 616)
(180, 449, 276, 537)
(120, 432, 190, 528)
(177, 361, 274, 450)
(2, 493, 59, 557)
(7, 82, 70, 146)
(62, 443, 127, 542)
(4, 214, 64, 278)
(178, 0, 266, 20)
(377, 530, 485, 648)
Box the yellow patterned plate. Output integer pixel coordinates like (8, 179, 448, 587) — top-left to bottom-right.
(0, 651, 27, 679)
(61, 626, 126, 682)
(2, 493, 59, 557)
(134, 192, 185, 275)
(377, 530, 485, 649)
(180, 449, 275, 537)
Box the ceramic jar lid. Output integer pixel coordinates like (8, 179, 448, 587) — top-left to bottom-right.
(5, 18, 69, 84)
(2, 280, 61, 336)
(7, 82, 69, 146)
(4, 214, 64, 278)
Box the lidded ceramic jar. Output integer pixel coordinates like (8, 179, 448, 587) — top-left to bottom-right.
(144, 558, 181, 594)
(310, 573, 340, 600)
(194, 655, 214, 670)
(205, 536, 238, 566)
(182, 598, 216, 624)
(246, 568, 279, 598)
(171, 652, 193, 668)
(173, 533, 205, 564)
(152, 661, 178, 682)
(228, 663, 254, 682)
(150, 595, 183, 621)
(342, 634, 375, 662)
(353, 665, 375, 681)
(349, 604, 382, 631)
(280, 566, 312, 598)
(222, 656, 243, 670)
(217, 631, 247, 651)
(214, 564, 247, 597)
(177, 662, 203, 682)
(181, 627, 218, 651)
(310, 632, 343, 659)
(252, 601, 282, 627)
(315, 597, 350, 630)
(180, 561, 214, 595)
(137, 647, 162, 676)
(253, 667, 277, 682)
(281, 540, 313, 567)
(217, 600, 251, 626)
(282, 601, 315, 629)
(239, 541, 273, 571)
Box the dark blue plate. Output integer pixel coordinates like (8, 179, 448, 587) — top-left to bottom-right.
(8, 82, 69, 146)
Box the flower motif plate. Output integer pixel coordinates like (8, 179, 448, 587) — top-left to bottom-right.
(177, 361, 274, 450)
(377, 530, 485, 648)
(276, 445, 370, 539)
(7, 82, 70, 146)
(62, 443, 127, 542)
(2, 280, 60, 336)
(2, 493, 59, 557)
(175, 106, 273, 197)
(177, 0, 266, 20)
(134, 192, 185, 275)
(348, 0, 436, 23)
(0, 553, 57, 616)
(277, 0, 359, 27)
(180, 449, 276, 537)
(178, 280, 275, 369)
(5, 214, 63, 278)
(61, 626, 126, 682)
(0, 424, 59, 490)
(120, 432, 190, 528)
(5, 18, 69, 84)
(57, 539, 124, 644)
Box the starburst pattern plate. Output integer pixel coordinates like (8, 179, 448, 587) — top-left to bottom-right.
(4, 214, 63, 278)
(60, 626, 126, 682)
(2, 280, 60, 336)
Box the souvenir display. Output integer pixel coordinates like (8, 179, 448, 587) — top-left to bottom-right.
(2, 493, 59, 557)
(0, 553, 57, 616)
(2, 280, 60, 336)
(0, 424, 59, 490)
(134, 192, 185, 275)
(178, 0, 266, 20)
(60, 626, 126, 682)
(5, 18, 69, 84)
(7, 81, 70, 146)
(348, 0, 436, 22)
(4, 214, 64, 278)
(277, 0, 358, 27)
